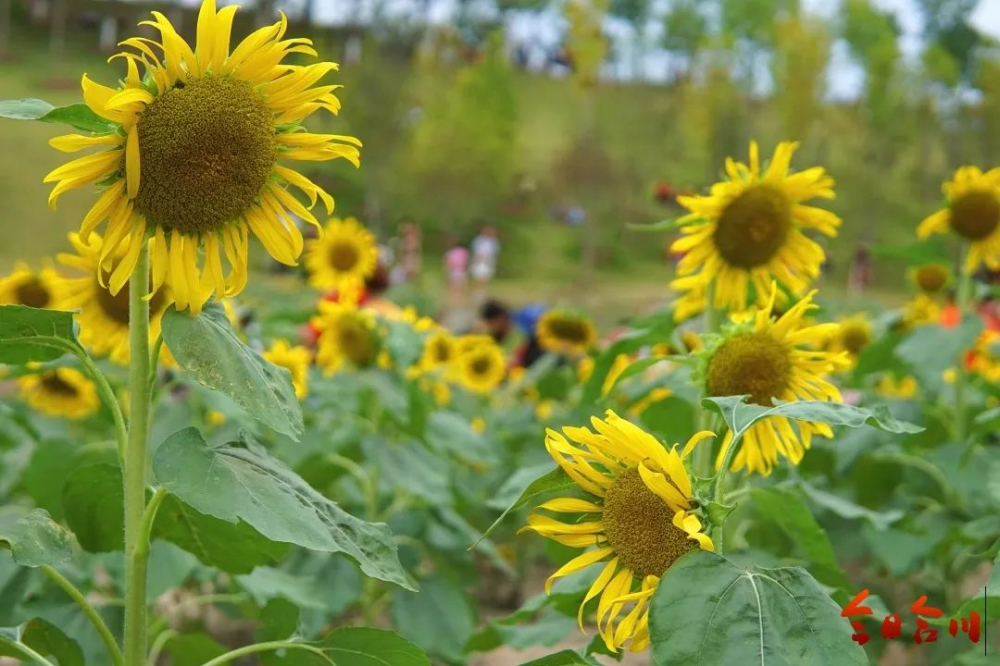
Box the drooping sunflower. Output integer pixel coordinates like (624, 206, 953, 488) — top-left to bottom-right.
(521, 412, 715, 652)
(537, 310, 597, 355)
(671, 141, 840, 315)
(825, 315, 872, 364)
(304, 217, 378, 291)
(0, 263, 61, 308)
(263, 339, 311, 398)
(312, 302, 380, 376)
(56, 232, 172, 365)
(453, 342, 506, 394)
(43, 0, 361, 314)
(910, 263, 951, 295)
(18, 367, 100, 419)
(701, 285, 850, 475)
(918, 166, 1000, 273)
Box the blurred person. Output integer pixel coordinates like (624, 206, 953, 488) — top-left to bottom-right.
(480, 299, 513, 344)
(471, 224, 500, 286)
(400, 220, 422, 284)
(847, 243, 872, 296)
(511, 304, 547, 369)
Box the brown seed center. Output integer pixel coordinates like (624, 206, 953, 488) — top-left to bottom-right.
(950, 190, 1000, 241)
(40, 372, 79, 397)
(14, 279, 51, 308)
(602, 467, 693, 577)
(94, 271, 167, 325)
(705, 331, 792, 406)
(328, 241, 361, 272)
(713, 184, 792, 269)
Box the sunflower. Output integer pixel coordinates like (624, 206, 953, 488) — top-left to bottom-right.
(875, 374, 918, 399)
(918, 166, 1000, 273)
(898, 294, 941, 331)
(18, 367, 100, 419)
(55, 232, 172, 365)
(0, 264, 61, 308)
(671, 141, 839, 315)
(454, 342, 506, 394)
(910, 263, 951, 294)
(520, 412, 715, 652)
(969, 330, 1000, 382)
(419, 331, 455, 373)
(43, 0, 361, 314)
(312, 302, 380, 376)
(701, 285, 849, 475)
(537, 310, 597, 355)
(304, 217, 378, 291)
(826, 315, 872, 363)
(453, 334, 496, 356)
(263, 339, 311, 398)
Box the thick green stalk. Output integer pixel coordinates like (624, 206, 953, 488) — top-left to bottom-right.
(123, 241, 152, 666)
(40, 566, 123, 666)
(954, 262, 973, 443)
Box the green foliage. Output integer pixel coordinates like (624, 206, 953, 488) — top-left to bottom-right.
(61, 463, 122, 553)
(0, 618, 84, 666)
(0, 99, 112, 133)
(0, 306, 80, 364)
(0, 508, 74, 568)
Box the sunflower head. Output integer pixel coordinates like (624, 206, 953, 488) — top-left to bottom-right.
(263, 339, 311, 398)
(827, 315, 872, 360)
(312, 302, 380, 375)
(537, 310, 597, 355)
(896, 294, 941, 332)
(454, 341, 506, 394)
(453, 334, 496, 356)
(700, 285, 849, 475)
(419, 331, 455, 372)
(911, 263, 951, 294)
(670, 141, 840, 315)
(918, 167, 1000, 273)
(0, 264, 61, 309)
(18, 367, 100, 420)
(520, 412, 715, 652)
(875, 374, 918, 399)
(305, 217, 378, 291)
(44, 0, 361, 313)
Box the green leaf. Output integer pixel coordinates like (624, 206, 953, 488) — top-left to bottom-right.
(519, 651, 598, 666)
(581, 323, 674, 405)
(425, 411, 495, 464)
(750, 487, 851, 592)
(626, 217, 678, 232)
(238, 566, 331, 611)
(871, 239, 950, 264)
(703, 395, 924, 436)
(391, 576, 475, 663)
(467, 608, 576, 653)
(256, 598, 300, 643)
(797, 482, 904, 530)
(0, 618, 84, 666)
(475, 466, 574, 546)
(62, 463, 123, 553)
(947, 553, 1000, 624)
(317, 627, 431, 666)
(649, 551, 868, 665)
(0, 99, 113, 133)
(153, 428, 412, 589)
(373, 439, 449, 505)
(0, 306, 81, 364)
(164, 633, 227, 666)
(0, 508, 74, 567)
(153, 495, 289, 574)
(22, 439, 77, 521)
(896, 316, 984, 385)
(603, 357, 663, 395)
(161, 303, 303, 439)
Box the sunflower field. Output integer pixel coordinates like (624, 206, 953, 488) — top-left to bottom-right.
(0, 1, 999, 665)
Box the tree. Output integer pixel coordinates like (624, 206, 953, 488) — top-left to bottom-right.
(660, 0, 708, 82)
(771, 15, 831, 142)
(917, 0, 981, 83)
(841, 0, 902, 134)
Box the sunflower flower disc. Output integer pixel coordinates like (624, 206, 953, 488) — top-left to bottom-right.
(919, 166, 1000, 272)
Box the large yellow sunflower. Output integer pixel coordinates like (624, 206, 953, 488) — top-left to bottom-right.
(521, 412, 715, 652)
(418, 330, 455, 373)
(43, 0, 360, 314)
(56, 232, 172, 365)
(263, 339, 311, 398)
(312, 302, 380, 376)
(0, 263, 61, 309)
(671, 141, 839, 315)
(537, 310, 597, 355)
(918, 166, 1000, 272)
(304, 217, 378, 291)
(825, 314, 872, 365)
(18, 367, 100, 419)
(453, 342, 506, 394)
(702, 285, 849, 475)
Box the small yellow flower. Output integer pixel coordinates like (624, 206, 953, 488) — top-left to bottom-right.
(918, 166, 1000, 273)
(943, 367, 958, 384)
(18, 367, 100, 420)
(262, 339, 311, 398)
(453, 341, 506, 394)
(206, 410, 227, 426)
(471, 417, 486, 434)
(419, 331, 455, 373)
(874, 374, 918, 399)
(969, 330, 1000, 382)
(826, 315, 872, 364)
(312, 301, 380, 376)
(535, 400, 554, 421)
(628, 387, 673, 416)
(304, 217, 378, 291)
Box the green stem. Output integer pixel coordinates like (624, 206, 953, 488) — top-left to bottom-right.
(0, 642, 58, 666)
(199, 641, 329, 666)
(40, 566, 123, 666)
(145, 629, 176, 666)
(78, 353, 128, 465)
(137, 488, 167, 561)
(954, 263, 973, 443)
(123, 241, 152, 666)
(147, 593, 247, 641)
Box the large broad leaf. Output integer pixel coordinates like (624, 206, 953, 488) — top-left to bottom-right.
(237, 566, 332, 612)
(467, 608, 576, 653)
(161, 304, 303, 439)
(0, 618, 84, 666)
(703, 395, 923, 437)
(0, 508, 74, 567)
(649, 550, 868, 665)
(0, 99, 112, 133)
(797, 482, 904, 530)
(372, 438, 449, 505)
(153, 428, 412, 589)
(153, 495, 289, 574)
(750, 487, 851, 593)
(896, 316, 984, 385)
(946, 553, 1000, 626)
(0, 306, 81, 364)
(391, 576, 476, 663)
(164, 633, 227, 666)
(424, 411, 495, 465)
(318, 627, 431, 666)
(520, 651, 602, 666)
(62, 463, 123, 553)
(476, 466, 575, 545)
(22, 440, 77, 522)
